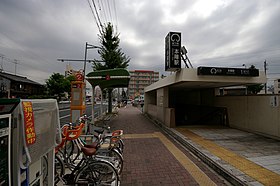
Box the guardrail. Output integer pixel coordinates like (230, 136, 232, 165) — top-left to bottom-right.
(58, 103, 70, 110)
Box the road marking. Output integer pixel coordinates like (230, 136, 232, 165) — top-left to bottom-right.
(124, 132, 217, 186)
(177, 128, 280, 185)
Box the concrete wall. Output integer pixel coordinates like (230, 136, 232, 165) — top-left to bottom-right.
(214, 95, 280, 139)
(147, 104, 175, 127)
(146, 87, 280, 138)
(146, 87, 175, 127)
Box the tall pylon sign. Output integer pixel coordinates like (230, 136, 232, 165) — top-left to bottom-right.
(165, 32, 181, 71)
(70, 72, 86, 122)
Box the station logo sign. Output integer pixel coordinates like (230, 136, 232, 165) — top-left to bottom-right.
(165, 32, 181, 71)
(197, 66, 259, 77)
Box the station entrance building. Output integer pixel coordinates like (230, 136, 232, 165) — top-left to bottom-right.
(144, 68, 280, 139)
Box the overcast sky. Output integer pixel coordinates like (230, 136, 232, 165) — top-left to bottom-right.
(0, 0, 280, 85)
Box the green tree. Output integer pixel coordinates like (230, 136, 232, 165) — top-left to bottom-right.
(247, 65, 264, 94)
(92, 22, 130, 112)
(92, 22, 130, 71)
(65, 75, 76, 96)
(46, 73, 71, 100)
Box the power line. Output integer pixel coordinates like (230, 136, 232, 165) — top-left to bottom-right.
(0, 52, 53, 81)
(106, 0, 113, 24)
(99, 0, 108, 23)
(92, 0, 103, 30)
(0, 54, 19, 74)
(113, 0, 118, 31)
(87, 0, 102, 34)
(97, 0, 106, 24)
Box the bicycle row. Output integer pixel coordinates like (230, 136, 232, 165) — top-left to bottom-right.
(55, 115, 124, 185)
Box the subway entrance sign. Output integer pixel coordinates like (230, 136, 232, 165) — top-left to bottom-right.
(197, 66, 259, 77)
(165, 32, 181, 71)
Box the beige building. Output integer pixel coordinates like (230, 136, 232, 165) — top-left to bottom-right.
(65, 64, 81, 77)
(144, 68, 280, 140)
(128, 70, 159, 99)
(274, 79, 280, 94)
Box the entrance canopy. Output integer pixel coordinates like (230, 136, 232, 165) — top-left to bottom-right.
(145, 68, 266, 92)
(86, 68, 130, 89)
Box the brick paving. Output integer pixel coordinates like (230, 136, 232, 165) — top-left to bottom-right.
(109, 105, 230, 186)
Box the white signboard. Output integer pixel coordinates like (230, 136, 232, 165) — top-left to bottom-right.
(270, 96, 279, 107)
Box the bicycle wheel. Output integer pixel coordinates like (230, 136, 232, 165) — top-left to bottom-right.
(96, 148, 123, 175)
(103, 136, 124, 154)
(74, 160, 119, 186)
(55, 154, 65, 185)
(64, 140, 74, 159)
(110, 148, 123, 175)
(70, 139, 83, 162)
(117, 139, 124, 154)
(63, 140, 80, 168)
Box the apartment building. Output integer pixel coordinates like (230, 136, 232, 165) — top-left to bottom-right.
(128, 70, 159, 99)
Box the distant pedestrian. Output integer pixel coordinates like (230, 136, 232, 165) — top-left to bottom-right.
(140, 100, 144, 112)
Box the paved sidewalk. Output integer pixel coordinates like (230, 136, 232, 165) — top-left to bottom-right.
(109, 105, 230, 186)
(169, 126, 280, 186)
(109, 105, 280, 185)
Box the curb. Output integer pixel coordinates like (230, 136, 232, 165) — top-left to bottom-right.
(144, 113, 247, 186)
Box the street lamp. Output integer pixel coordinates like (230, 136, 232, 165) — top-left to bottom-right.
(84, 42, 101, 82)
(57, 42, 102, 127)
(84, 42, 102, 126)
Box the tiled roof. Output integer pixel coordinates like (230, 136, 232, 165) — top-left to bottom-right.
(0, 71, 42, 85)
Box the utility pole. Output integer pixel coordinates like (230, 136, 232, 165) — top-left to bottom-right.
(0, 54, 4, 72)
(58, 43, 102, 124)
(264, 60, 267, 94)
(13, 59, 19, 75)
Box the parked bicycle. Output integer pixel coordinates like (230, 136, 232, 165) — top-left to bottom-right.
(59, 120, 124, 174)
(55, 141, 119, 185)
(55, 119, 123, 185)
(81, 115, 124, 154)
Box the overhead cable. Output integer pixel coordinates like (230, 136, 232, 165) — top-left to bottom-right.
(87, 0, 102, 34)
(98, 0, 107, 24)
(113, 0, 118, 31)
(106, 0, 113, 24)
(92, 0, 104, 30)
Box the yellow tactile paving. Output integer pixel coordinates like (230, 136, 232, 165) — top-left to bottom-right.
(154, 132, 217, 186)
(177, 128, 280, 185)
(123, 133, 156, 139)
(125, 132, 217, 186)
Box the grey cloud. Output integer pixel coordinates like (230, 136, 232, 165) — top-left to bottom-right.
(0, 0, 280, 84)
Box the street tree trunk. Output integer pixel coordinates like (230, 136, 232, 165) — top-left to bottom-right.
(108, 88, 113, 113)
